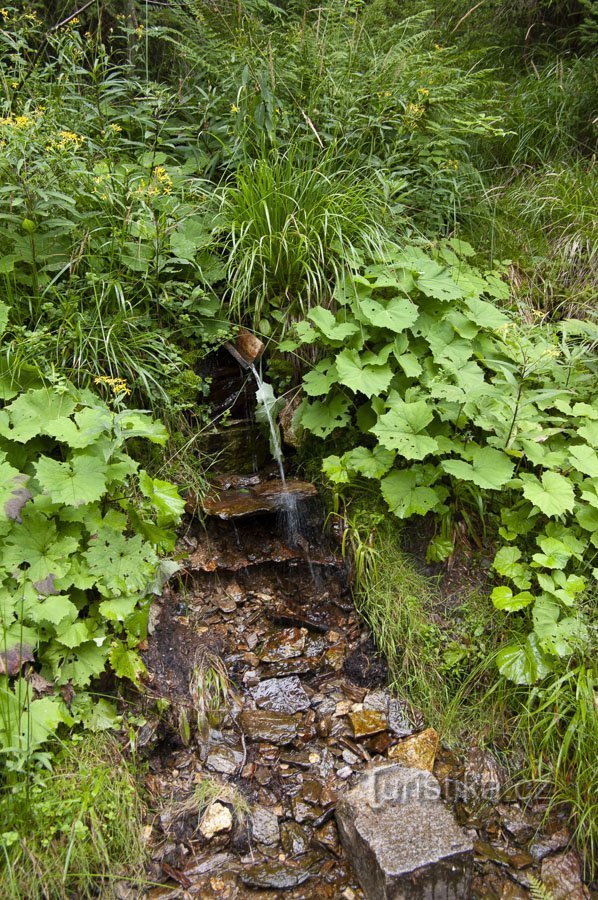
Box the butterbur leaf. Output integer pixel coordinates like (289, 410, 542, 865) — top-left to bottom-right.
(496, 634, 552, 684)
(372, 399, 438, 460)
(533, 598, 588, 657)
(442, 446, 514, 490)
(357, 296, 418, 334)
(569, 443, 598, 478)
(115, 411, 168, 445)
(0, 644, 35, 676)
(138, 471, 185, 525)
(35, 454, 107, 507)
(381, 470, 441, 518)
(308, 307, 360, 342)
(300, 395, 351, 438)
(0, 465, 32, 522)
(414, 260, 463, 301)
(342, 446, 395, 479)
(491, 586, 534, 611)
(322, 455, 350, 484)
(492, 546, 531, 589)
(109, 644, 146, 683)
(463, 297, 510, 330)
(0, 389, 77, 443)
(302, 360, 338, 397)
(520, 471, 575, 517)
(335, 349, 394, 398)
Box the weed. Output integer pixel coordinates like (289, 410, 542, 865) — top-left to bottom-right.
(0, 734, 147, 900)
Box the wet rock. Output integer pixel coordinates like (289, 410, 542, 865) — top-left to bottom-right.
(497, 803, 538, 845)
(336, 763, 473, 899)
(199, 802, 233, 840)
(540, 851, 590, 900)
(387, 728, 439, 772)
(343, 639, 388, 687)
(529, 827, 570, 862)
(225, 329, 265, 366)
(251, 806, 280, 845)
(239, 709, 301, 744)
(251, 676, 311, 714)
(206, 747, 242, 776)
(462, 746, 505, 804)
(291, 796, 322, 824)
(184, 852, 234, 877)
(313, 820, 341, 856)
(474, 839, 534, 869)
(388, 699, 415, 737)
(240, 855, 319, 889)
(337, 766, 353, 779)
(349, 709, 388, 738)
(301, 779, 323, 805)
(281, 821, 310, 856)
(203, 479, 317, 519)
(260, 627, 306, 662)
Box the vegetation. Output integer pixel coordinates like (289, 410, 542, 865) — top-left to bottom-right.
(0, 0, 595, 887)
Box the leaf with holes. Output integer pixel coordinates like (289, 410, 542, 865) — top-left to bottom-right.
(372, 399, 437, 460)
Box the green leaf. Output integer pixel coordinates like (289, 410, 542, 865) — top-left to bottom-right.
(45, 406, 112, 449)
(3, 514, 78, 582)
(299, 395, 352, 438)
(381, 470, 441, 518)
(491, 586, 534, 611)
(27, 595, 78, 627)
(321, 455, 350, 484)
(414, 260, 463, 302)
(35, 455, 107, 507)
(138, 471, 185, 525)
(302, 360, 338, 397)
(463, 297, 511, 330)
(533, 598, 588, 657)
(85, 529, 158, 596)
(335, 349, 394, 398)
(520, 471, 576, 517)
(569, 444, 598, 478)
(1, 389, 76, 443)
(356, 296, 418, 333)
(115, 411, 168, 445)
(0, 459, 31, 523)
(492, 545, 531, 589)
(442, 446, 514, 490)
(371, 399, 438, 460)
(342, 446, 395, 479)
(307, 307, 360, 342)
(109, 644, 146, 683)
(496, 634, 553, 684)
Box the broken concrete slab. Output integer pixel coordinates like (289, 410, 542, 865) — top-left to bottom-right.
(336, 763, 473, 899)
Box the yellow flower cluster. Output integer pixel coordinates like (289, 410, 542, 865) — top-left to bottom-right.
(134, 165, 173, 199)
(403, 102, 425, 130)
(46, 130, 85, 151)
(92, 173, 111, 200)
(0, 114, 34, 130)
(442, 159, 460, 171)
(0, 9, 9, 21)
(417, 87, 430, 98)
(94, 376, 131, 396)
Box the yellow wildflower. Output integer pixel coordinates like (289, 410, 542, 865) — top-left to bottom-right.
(0, 9, 9, 21)
(417, 88, 430, 97)
(94, 376, 131, 396)
(231, 104, 240, 114)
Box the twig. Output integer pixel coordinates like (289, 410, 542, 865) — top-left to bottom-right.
(50, 0, 96, 32)
(451, 0, 486, 33)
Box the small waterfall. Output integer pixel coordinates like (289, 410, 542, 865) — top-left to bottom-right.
(249, 363, 302, 547)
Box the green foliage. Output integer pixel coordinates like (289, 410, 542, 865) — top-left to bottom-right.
(0, 381, 183, 762)
(0, 734, 147, 899)
(289, 239, 597, 683)
(216, 145, 388, 329)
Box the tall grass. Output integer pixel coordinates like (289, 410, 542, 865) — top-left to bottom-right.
(217, 144, 389, 327)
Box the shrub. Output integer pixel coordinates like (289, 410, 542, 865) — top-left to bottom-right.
(0, 366, 184, 765)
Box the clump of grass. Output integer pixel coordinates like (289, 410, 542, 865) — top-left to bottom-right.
(217, 143, 389, 328)
(168, 775, 250, 831)
(0, 734, 147, 900)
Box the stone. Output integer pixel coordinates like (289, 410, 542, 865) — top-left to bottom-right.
(387, 698, 415, 737)
(474, 840, 534, 869)
(203, 480, 317, 519)
(336, 763, 473, 900)
(462, 746, 505, 804)
(206, 747, 242, 775)
(280, 821, 310, 856)
(199, 802, 233, 840)
(251, 806, 280, 845)
(387, 727, 439, 772)
(239, 709, 301, 745)
(540, 851, 590, 900)
(260, 627, 306, 662)
(529, 827, 570, 862)
(313, 820, 341, 856)
(497, 803, 538, 844)
(225, 329, 265, 366)
(349, 708, 388, 738)
(251, 676, 311, 714)
(240, 856, 319, 890)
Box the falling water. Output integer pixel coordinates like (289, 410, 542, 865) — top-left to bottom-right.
(249, 363, 303, 547)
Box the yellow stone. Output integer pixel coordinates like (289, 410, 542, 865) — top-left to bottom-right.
(387, 728, 440, 772)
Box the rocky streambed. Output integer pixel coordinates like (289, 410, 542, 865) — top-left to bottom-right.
(135, 477, 590, 900)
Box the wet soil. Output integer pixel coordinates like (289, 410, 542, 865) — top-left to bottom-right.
(136, 491, 588, 900)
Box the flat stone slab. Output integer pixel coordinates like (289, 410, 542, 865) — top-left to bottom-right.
(203, 478, 317, 519)
(336, 763, 473, 899)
